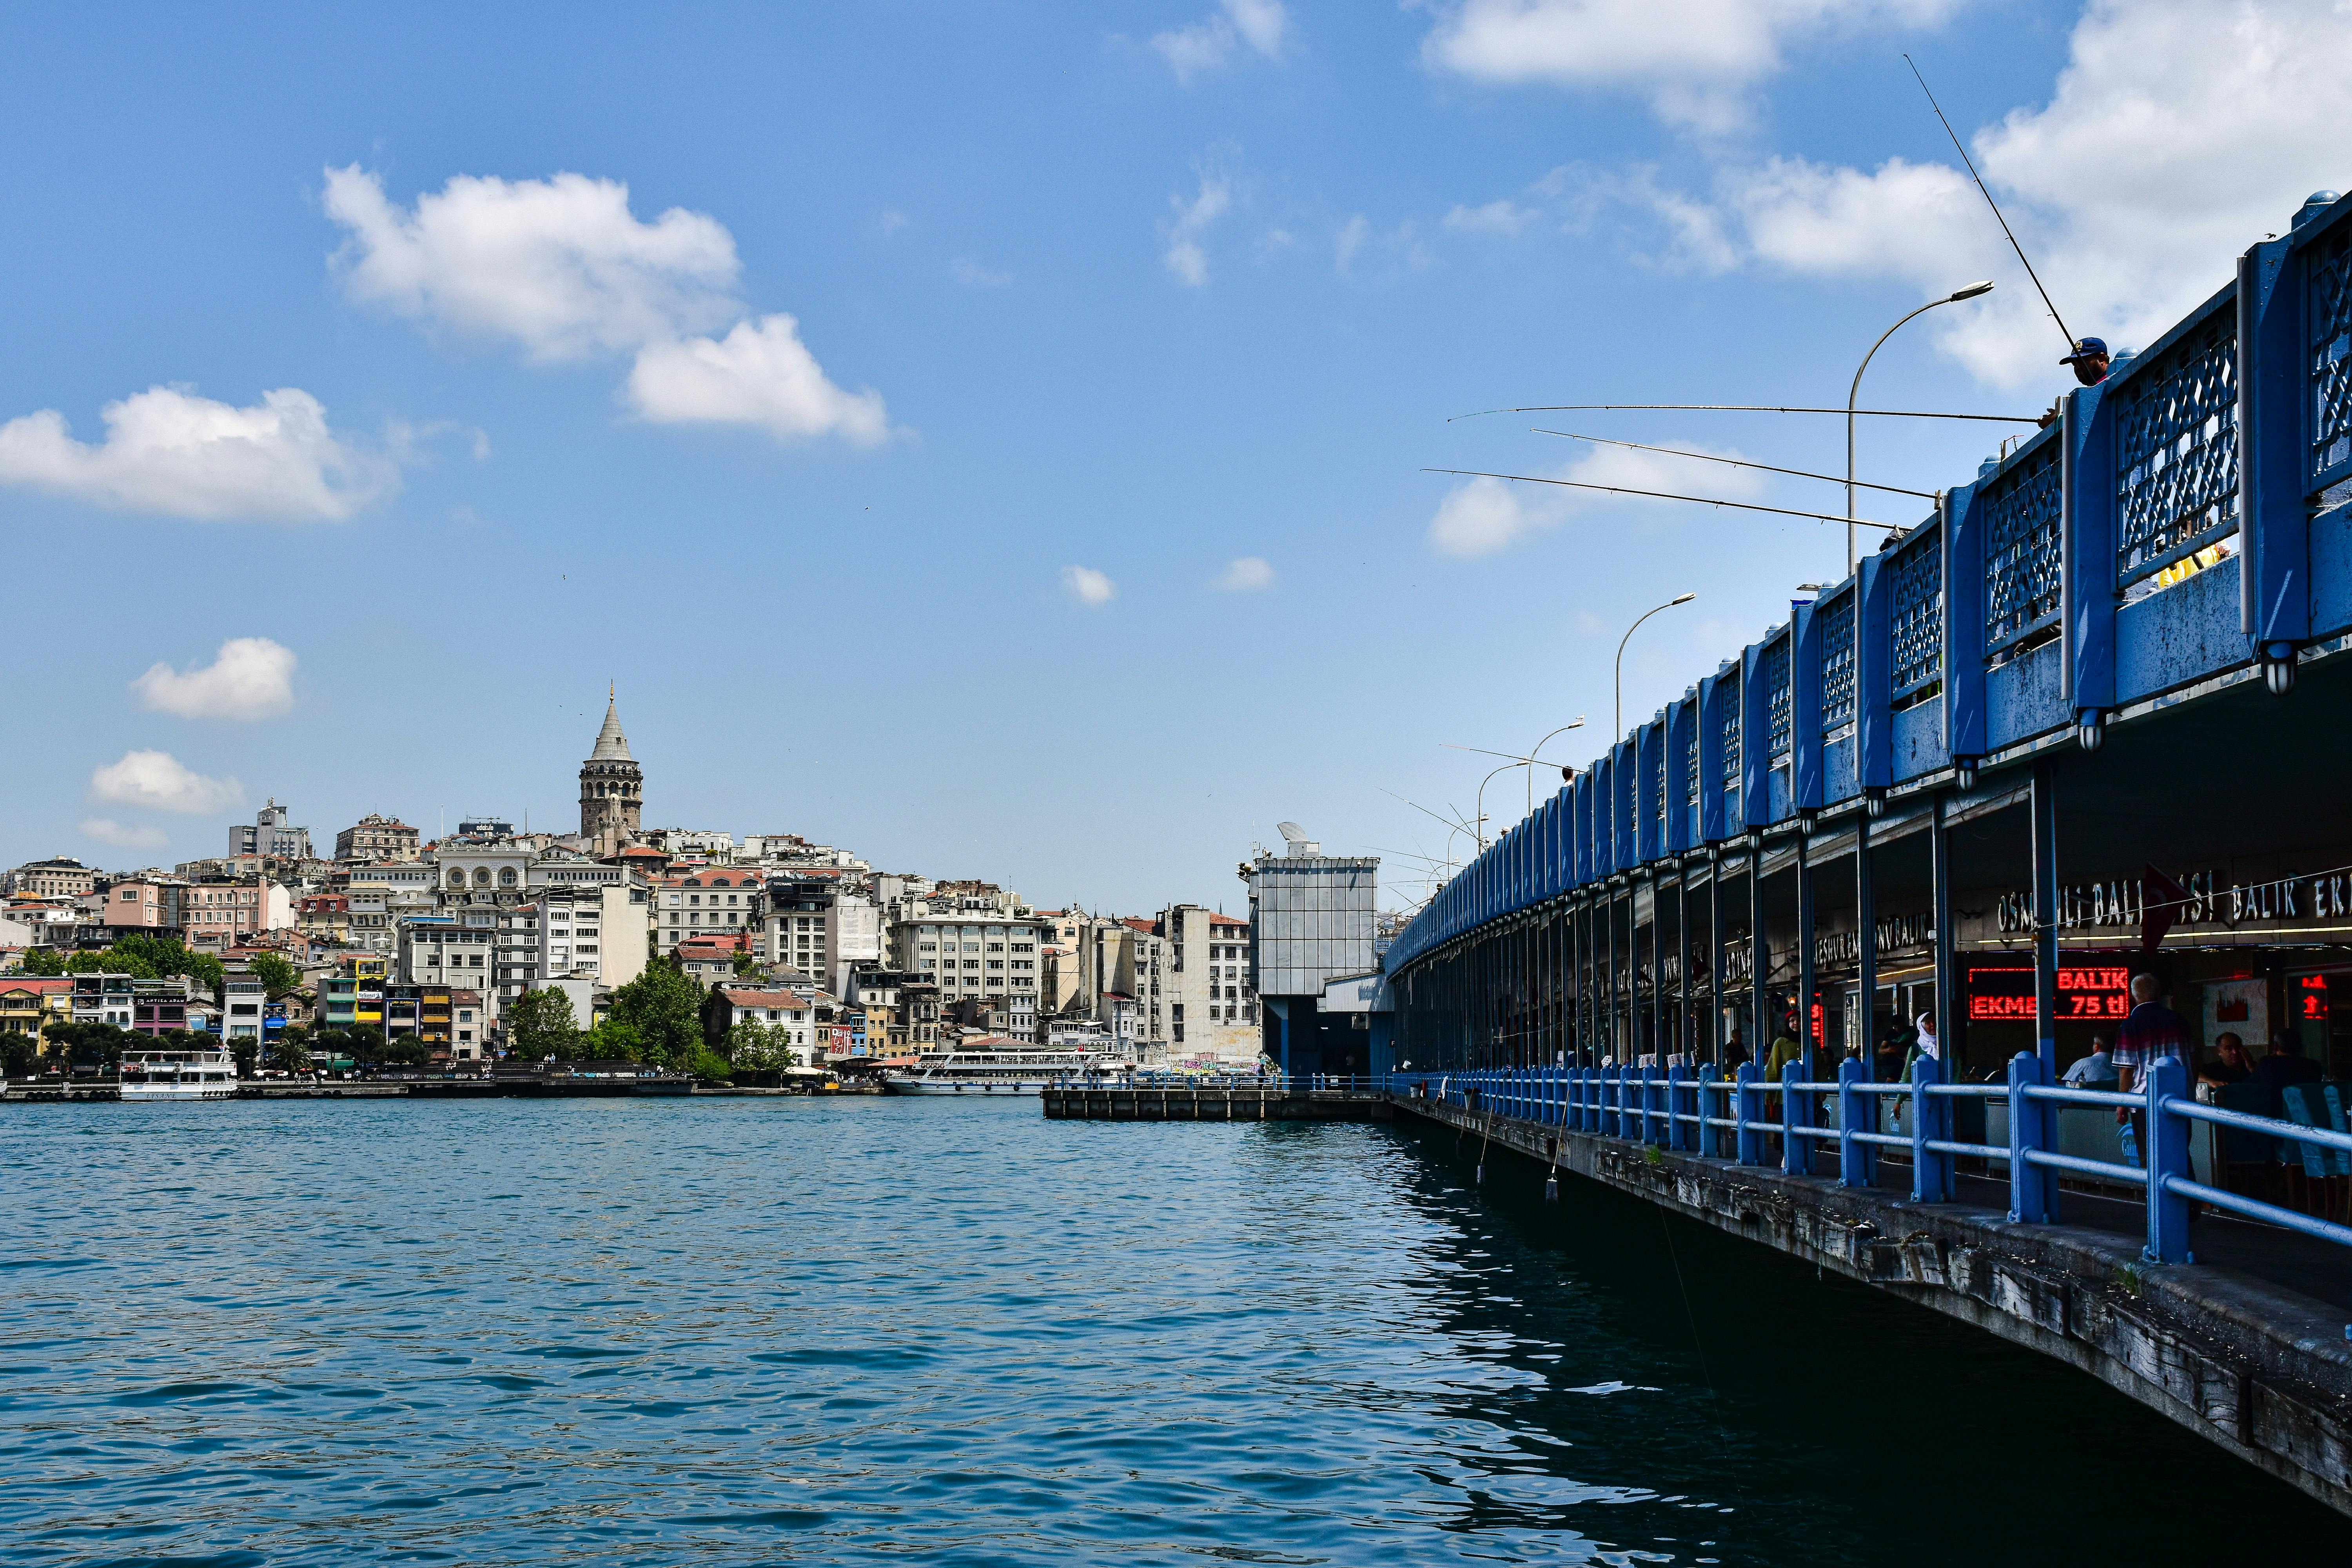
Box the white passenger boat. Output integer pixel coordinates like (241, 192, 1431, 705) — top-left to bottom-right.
(880, 1046, 1124, 1095)
(119, 1047, 241, 1102)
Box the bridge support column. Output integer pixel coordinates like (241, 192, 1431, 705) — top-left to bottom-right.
(2031, 760, 2059, 1078)
(1677, 863, 1693, 1063)
(1649, 875, 1665, 1066)
(1797, 828, 1815, 1078)
(1857, 809, 1876, 1075)
(1931, 793, 1956, 1077)
(1748, 834, 1767, 1064)
(1709, 850, 1725, 1066)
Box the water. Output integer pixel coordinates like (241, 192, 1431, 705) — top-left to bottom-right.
(0, 1098, 2339, 1566)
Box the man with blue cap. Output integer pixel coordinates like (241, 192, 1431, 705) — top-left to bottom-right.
(2061, 335, 2111, 386)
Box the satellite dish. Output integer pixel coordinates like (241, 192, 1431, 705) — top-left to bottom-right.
(1276, 822, 1309, 844)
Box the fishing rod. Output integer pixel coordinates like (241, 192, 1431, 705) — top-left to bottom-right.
(1905, 53, 2075, 352)
(1449, 402, 2036, 424)
(1379, 787, 1481, 839)
(1531, 428, 1936, 500)
(1421, 468, 1907, 530)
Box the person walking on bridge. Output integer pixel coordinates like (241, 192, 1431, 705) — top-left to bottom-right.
(2113, 975, 2192, 1163)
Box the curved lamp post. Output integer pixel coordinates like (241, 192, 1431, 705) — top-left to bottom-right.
(1847, 280, 1995, 574)
(1617, 593, 1697, 742)
(1524, 716, 1586, 814)
(1473, 762, 1518, 852)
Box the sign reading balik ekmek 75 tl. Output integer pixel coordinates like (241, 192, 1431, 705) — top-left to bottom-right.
(1994, 868, 2352, 937)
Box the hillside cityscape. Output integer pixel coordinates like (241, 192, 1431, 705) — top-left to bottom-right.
(0, 692, 1354, 1084)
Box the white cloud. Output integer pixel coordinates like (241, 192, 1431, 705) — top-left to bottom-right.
(1154, 0, 1290, 82)
(89, 750, 243, 815)
(327, 165, 887, 444)
(1700, 0, 2352, 385)
(80, 818, 168, 851)
(625, 314, 890, 446)
(323, 166, 739, 361)
(1421, 0, 1957, 131)
(1162, 173, 1232, 286)
(1443, 199, 1535, 236)
(0, 385, 395, 523)
(1428, 441, 1767, 557)
(1062, 565, 1118, 606)
(132, 637, 298, 721)
(1335, 215, 1432, 277)
(951, 257, 1014, 288)
(1214, 555, 1276, 591)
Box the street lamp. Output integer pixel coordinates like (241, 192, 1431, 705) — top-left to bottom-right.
(1473, 762, 1518, 852)
(1847, 281, 1994, 575)
(1617, 593, 1697, 741)
(1524, 716, 1586, 813)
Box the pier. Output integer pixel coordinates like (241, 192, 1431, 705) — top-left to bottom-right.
(1043, 1081, 1390, 1122)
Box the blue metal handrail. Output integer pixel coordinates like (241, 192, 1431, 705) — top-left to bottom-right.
(1388, 1051, 2352, 1275)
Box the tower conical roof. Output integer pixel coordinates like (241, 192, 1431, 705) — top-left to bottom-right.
(590, 688, 633, 762)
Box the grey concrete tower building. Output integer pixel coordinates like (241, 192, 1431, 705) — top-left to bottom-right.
(579, 688, 642, 852)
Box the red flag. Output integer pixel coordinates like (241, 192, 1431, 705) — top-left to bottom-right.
(2141, 864, 2189, 953)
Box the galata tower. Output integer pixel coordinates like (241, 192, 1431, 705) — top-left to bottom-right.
(579, 687, 642, 850)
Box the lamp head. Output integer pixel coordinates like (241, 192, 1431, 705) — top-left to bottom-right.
(1670, 592, 1697, 605)
(1950, 280, 1995, 301)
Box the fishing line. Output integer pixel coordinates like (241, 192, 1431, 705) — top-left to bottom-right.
(1905, 53, 2075, 351)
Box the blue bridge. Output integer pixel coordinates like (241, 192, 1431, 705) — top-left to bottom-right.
(1371, 190, 2352, 1515)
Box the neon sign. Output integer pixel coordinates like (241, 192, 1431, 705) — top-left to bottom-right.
(1966, 965, 2130, 1022)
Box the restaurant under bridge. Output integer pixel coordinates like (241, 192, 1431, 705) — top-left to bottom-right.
(1371, 189, 2352, 1514)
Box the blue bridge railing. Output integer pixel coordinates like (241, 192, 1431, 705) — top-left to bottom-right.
(1389, 1056, 2352, 1271)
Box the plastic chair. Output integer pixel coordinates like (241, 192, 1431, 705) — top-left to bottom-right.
(2280, 1084, 2333, 1214)
(2214, 1081, 2277, 1197)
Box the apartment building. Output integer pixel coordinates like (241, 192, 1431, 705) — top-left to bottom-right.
(1160, 903, 1258, 1063)
(101, 877, 184, 935)
(399, 913, 498, 998)
(651, 867, 760, 957)
(762, 879, 880, 993)
(231, 800, 312, 860)
(334, 813, 419, 862)
(888, 913, 1046, 1020)
(712, 986, 818, 1062)
(181, 877, 295, 947)
(7, 857, 97, 900)
(492, 879, 648, 1004)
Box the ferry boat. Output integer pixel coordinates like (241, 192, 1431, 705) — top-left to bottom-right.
(880, 1045, 1126, 1096)
(119, 1046, 241, 1102)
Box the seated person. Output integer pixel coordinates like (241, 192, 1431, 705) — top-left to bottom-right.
(2063, 1034, 2118, 1086)
(2197, 1031, 2253, 1088)
(2253, 1029, 2323, 1114)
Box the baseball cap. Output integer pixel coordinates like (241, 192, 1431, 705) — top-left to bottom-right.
(2060, 336, 2109, 365)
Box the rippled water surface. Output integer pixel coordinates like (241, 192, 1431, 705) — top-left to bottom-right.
(2, 1097, 2341, 1565)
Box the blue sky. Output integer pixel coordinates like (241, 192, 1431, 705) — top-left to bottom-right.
(3, 0, 2342, 915)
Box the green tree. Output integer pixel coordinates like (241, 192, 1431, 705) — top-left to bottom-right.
(266, 1033, 313, 1074)
(732, 948, 762, 976)
(247, 953, 299, 997)
(727, 1019, 795, 1080)
(66, 948, 156, 979)
(0, 1030, 38, 1077)
(45, 1020, 131, 1074)
(379, 1038, 430, 1068)
(608, 962, 705, 1071)
(16, 949, 66, 977)
(227, 1036, 260, 1077)
(579, 1017, 644, 1061)
(507, 987, 579, 1059)
(686, 1045, 733, 1083)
